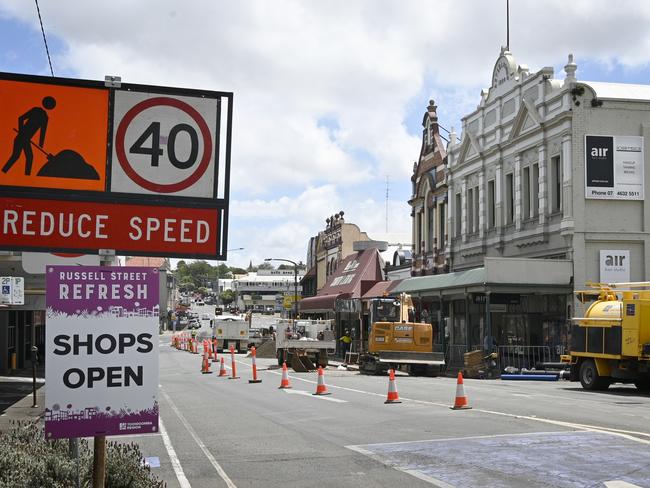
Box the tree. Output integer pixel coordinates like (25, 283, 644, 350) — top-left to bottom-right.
(219, 289, 235, 305)
(257, 262, 274, 270)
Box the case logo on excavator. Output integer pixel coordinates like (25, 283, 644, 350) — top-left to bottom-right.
(394, 325, 413, 332)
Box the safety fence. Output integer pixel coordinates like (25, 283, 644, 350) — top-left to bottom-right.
(496, 345, 554, 373)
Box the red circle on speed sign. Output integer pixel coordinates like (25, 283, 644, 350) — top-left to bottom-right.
(115, 97, 213, 193)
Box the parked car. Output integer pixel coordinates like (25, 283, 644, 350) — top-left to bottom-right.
(196, 300, 205, 306)
(188, 318, 201, 329)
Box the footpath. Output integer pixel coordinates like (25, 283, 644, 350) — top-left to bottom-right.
(0, 372, 45, 434)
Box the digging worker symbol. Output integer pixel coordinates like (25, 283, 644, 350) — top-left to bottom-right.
(3, 96, 56, 176)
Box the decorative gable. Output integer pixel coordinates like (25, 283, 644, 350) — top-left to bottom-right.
(509, 97, 542, 141)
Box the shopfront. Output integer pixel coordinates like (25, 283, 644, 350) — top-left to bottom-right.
(392, 257, 573, 368)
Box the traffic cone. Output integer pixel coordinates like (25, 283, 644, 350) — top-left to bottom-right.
(313, 366, 330, 395)
(201, 348, 212, 374)
(249, 346, 262, 384)
(229, 344, 239, 379)
(207, 340, 213, 360)
(218, 357, 228, 377)
(451, 372, 472, 410)
(212, 339, 219, 363)
(384, 369, 401, 404)
(278, 362, 292, 389)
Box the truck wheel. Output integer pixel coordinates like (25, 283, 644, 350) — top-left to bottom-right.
(579, 359, 610, 390)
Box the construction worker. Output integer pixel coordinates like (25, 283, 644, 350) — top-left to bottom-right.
(339, 329, 352, 360)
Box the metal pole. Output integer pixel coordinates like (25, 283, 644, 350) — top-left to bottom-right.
(293, 265, 297, 319)
(31, 348, 37, 408)
(69, 438, 80, 488)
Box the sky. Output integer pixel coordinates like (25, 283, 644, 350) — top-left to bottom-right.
(3, 0, 650, 270)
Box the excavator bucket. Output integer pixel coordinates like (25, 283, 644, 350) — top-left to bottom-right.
(291, 354, 315, 372)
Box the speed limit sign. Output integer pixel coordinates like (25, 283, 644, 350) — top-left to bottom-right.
(111, 91, 218, 198)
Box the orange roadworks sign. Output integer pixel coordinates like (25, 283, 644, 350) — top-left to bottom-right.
(0, 79, 108, 192)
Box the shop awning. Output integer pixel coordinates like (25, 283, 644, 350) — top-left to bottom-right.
(299, 248, 384, 313)
(299, 293, 349, 312)
(362, 280, 402, 299)
(392, 257, 573, 296)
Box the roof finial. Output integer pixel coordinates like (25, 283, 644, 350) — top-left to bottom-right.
(564, 53, 577, 83)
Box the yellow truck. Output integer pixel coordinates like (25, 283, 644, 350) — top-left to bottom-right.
(359, 293, 445, 375)
(564, 282, 650, 391)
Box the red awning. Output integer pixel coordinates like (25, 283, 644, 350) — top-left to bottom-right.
(361, 280, 402, 300)
(299, 248, 384, 313)
(299, 293, 349, 312)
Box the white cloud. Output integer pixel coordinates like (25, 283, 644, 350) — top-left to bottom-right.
(5, 0, 650, 269)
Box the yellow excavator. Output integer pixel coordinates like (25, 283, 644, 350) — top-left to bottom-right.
(563, 281, 650, 390)
(359, 293, 445, 375)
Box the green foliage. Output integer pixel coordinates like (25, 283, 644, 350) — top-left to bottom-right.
(219, 289, 235, 305)
(197, 287, 210, 296)
(0, 421, 164, 488)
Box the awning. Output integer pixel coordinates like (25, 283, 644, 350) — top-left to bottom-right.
(362, 280, 402, 300)
(299, 293, 349, 312)
(300, 248, 384, 313)
(392, 257, 573, 296)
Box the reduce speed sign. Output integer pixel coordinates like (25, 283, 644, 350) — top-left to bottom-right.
(111, 91, 218, 198)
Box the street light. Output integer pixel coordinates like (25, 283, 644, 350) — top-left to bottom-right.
(265, 258, 299, 319)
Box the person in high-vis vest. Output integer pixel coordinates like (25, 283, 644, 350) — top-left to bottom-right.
(339, 329, 352, 360)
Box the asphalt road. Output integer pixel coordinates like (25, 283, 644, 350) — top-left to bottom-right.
(127, 326, 650, 488)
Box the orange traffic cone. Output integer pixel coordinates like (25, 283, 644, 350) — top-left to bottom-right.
(313, 366, 330, 395)
(212, 339, 219, 363)
(278, 362, 292, 389)
(229, 344, 239, 379)
(218, 356, 228, 377)
(451, 372, 472, 410)
(201, 348, 212, 374)
(384, 368, 401, 404)
(249, 346, 262, 384)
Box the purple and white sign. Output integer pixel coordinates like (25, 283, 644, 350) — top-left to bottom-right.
(45, 266, 159, 439)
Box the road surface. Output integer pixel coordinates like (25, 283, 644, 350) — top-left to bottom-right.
(128, 320, 650, 488)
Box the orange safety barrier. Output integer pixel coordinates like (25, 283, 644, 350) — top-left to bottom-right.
(229, 344, 239, 379)
(249, 346, 262, 384)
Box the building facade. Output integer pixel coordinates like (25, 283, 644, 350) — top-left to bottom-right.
(399, 49, 650, 368)
(302, 212, 372, 297)
(409, 100, 450, 276)
(233, 269, 304, 313)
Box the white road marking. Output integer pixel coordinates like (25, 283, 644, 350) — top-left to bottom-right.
(604, 482, 643, 488)
(158, 418, 191, 488)
(264, 370, 650, 444)
(161, 389, 237, 488)
(282, 389, 348, 403)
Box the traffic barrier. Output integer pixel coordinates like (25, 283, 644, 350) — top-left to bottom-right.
(229, 344, 239, 379)
(212, 339, 219, 363)
(249, 346, 262, 384)
(384, 368, 401, 404)
(218, 357, 228, 377)
(313, 366, 330, 395)
(451, 372, 472, 410)
(201, 347, 212, 374)
(278, 362, 292, 389)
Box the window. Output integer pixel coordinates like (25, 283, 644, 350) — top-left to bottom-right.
(487, 180, 495, 228)
(532, 163, 539, 217)
(506, 173, 514, 223)
(455, 193, 462, 236)
(417, 211, 423, 253)
(522, 166, 530, 219)
(427, 206, 435, 251)
(473, 186, 479, 232)
(551, 156, 562, 212)
(467, 188, 474, 234)
(439, 203, 446, 249)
